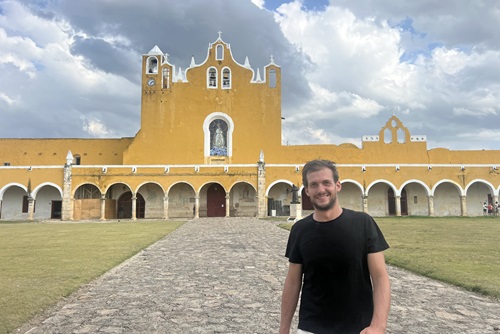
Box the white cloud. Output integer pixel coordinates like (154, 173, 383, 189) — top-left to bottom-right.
(81, 117, 113, 137)
(0, 0, 499, 150)
(251, 0, 265, 9)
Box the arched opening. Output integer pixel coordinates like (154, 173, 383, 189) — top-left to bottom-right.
(117, 192, 145, 219)
(208, 67, 217, 88)
(207, 183, 226, 217)
(222, 68, 231, 88)
(216, 44, 224, 60)
(229, 183, 257, 217)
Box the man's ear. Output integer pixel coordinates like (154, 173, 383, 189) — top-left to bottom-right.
(304, 186, 310, 197)
(336, 181, 342, 191)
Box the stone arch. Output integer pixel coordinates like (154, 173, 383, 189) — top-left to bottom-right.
(0, 182, 27, 199)
(73, 183, 102, 199)
(267, 180, 294, 216)
(32, 182, 63, 198)
(465, 179, 495, 216)
(32, 184, 63, 220)
(73, 184, 103, 220)
(167, 182, 196, 218)
(433, 181, 463, 216)
(137, 182, 164, 219)
(400, 181, 431, 216)
(199, 182, 227, 217)
(117, 192, 145, 219)
(339, 179, 364, 211)
(0, 183, 29, 220)
(229, 182, 257, 217)
(366, 180, 398, 216)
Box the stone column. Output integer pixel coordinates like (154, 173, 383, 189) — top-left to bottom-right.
(428, 195, 434, 216)
(362, 195, 368, 213)
(62, 152, 74, 221)
(195, 195, 200, 218)
(100, 195, 106, 221)
(395, 195, 401, 216)
(27, 196, 35, 221)
(257, 161, 267, 218)
(225, 195, 230, 217)
(460, 195, 467, 216)
(131, 196, 137, 220)
(163, 196, 169, 220)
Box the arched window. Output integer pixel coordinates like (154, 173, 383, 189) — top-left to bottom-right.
(162, 67, 170, 89)
(209, 120, 228, 156)
(208, 67, 217, 88)
(203, 112, 234, 158)
(384, 128, 392, 144)
(216, 44, 224, 60)
(73, 154, 81, 165)
(397, 128, 406, 143)
(222, 67, 231, 89)
(146, 56, 158, 74)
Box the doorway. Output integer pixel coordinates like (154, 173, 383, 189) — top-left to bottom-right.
(207, 183, 226, 217)
(117, 192, 145, 219)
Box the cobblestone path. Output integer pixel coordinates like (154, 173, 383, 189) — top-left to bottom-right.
(16, 218, 500, 333)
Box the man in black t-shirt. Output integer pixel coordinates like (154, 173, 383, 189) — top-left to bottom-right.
(280, 160, 391, 334)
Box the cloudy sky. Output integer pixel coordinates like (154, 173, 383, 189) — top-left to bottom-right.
(1, 0, 499, 151)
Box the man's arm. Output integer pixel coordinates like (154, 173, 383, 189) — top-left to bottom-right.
(279, 262, 302, 334)
(360, 252, 391, 334)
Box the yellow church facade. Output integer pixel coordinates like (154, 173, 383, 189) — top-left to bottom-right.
(1, 35, 499, 221)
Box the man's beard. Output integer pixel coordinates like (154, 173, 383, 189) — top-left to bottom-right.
(312, 194, 336, 211)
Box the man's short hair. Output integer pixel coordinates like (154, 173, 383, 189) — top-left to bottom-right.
(302, 159, 339, 187)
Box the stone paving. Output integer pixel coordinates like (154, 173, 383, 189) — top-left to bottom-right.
(15, 217, 500, 334)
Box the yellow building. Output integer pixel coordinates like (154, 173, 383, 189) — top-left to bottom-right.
(1, 34, 499, 221)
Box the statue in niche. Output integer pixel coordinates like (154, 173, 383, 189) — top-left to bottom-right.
(210, 119, 228, 156)
(291, 184, 300, 204)
(214, 123, 225, 148)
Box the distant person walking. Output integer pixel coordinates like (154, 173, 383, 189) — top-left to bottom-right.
(483, 202, 488, 216)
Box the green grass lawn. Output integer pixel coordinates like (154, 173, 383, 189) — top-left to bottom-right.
(0, 220, 184, 334)
(280, 216, 500, 300)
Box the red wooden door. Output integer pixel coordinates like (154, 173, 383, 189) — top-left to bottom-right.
(207, 184, 226, 217)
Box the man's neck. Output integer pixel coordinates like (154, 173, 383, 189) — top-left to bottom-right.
(313, 206, 343, 222)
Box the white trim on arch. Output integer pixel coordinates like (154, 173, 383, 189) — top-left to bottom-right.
(399, 179, 431, 197)
(266, 179, 294, 197)
(431, 179, 464, 197)
(203, 112, 235, 158)
(31, 182, 63, 198)
(340, 179, 365, 195)
(0, 182, 28, 199)
(464, 179, 496, 195)
(365, 179, 398, 196)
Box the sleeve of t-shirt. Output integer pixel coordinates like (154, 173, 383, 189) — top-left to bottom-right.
(285, 224, 303, 263)
(366, 217, 389, 253)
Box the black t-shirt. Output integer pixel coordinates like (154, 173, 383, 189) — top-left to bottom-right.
(285, 209, 389, 334)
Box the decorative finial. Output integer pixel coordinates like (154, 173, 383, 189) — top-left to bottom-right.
(270, 54, 275, 63)
(218, 31, 222, 39)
